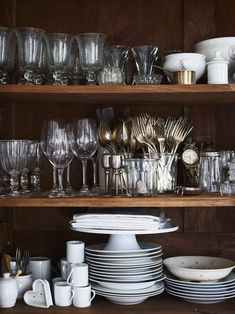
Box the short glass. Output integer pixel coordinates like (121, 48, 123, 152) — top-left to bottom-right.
(157, 153, 178, 193)
(133, 74, 163, 85)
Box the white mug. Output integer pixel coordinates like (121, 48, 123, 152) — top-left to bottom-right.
(66, 240, 85, 264)
(29, 257, 51, 281)
(52, 277, 63, 295)
(54, 281, 74, 307)
(72, 285, 95, 308)
(67, 263, 88, 287)
(61, 258, 71, 280)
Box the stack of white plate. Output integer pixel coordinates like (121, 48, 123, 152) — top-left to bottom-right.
(85, 242, 165, 305)
(165, 272, 235, 304)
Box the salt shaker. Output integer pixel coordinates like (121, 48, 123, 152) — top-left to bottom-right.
(0, 273, 18, 308)
(207, 51, 228, 84)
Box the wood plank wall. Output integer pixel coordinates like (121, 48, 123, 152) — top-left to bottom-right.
(0, 0, 235, 265)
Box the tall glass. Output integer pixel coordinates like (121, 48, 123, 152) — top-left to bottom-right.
(104, 45, 129, 72)
(0, 27, 15, 84)
(41, 120, 74, 197)
(71, 119, 98, 195)
(45, 33, 74, 85)
(131, 45, 158, 75)
(0, 140, 30, 198)
(76, 33, 107, 85)
(157, 153, 178, 193)
(15, 27, 45, 85)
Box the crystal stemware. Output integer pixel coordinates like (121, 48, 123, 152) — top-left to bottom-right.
(71, 119, 98, 195)
(76, 33, 107, 85)
(45, 33, 74, 85)
(0, 140, 30, 198)
(41, 120, 74, 197)
(104, 45, 129, 72)
(131, 45, 158, 75)
(0, 27, 15, 84)
(15, 27, 45, 85)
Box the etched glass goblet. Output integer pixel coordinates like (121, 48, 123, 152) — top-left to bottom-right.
(131, 45, 158, 75)
(15, 27, 45, 85)
(0, 27, 15, 84)
(45, 33, 74, 85)
(76, 33, 106, 85)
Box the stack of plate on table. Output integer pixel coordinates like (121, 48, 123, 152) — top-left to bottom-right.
(85, 242, 165, 305)
(163, 255, 235, 304)
(165, 272, 235, 304)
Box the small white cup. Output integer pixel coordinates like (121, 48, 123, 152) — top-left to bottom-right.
(52, 277, 63, 296)
(66, 240, 85, 264)
(15, 273, 33, 299)
(29, 257, 51, 281)
(54, 281, 74, 307)
(61, 258, 70, 280)
(72, 285, 95, 308)
(67, 263, 88, 287)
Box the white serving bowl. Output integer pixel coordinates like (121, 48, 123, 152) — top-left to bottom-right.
(194, 37, 235, 82)
(163, 53, 206, 81)
(163, 256, 235, 282)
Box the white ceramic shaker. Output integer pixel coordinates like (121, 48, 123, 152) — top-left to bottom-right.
(0, 273, 18, 308)
(207, 51, 228, 84)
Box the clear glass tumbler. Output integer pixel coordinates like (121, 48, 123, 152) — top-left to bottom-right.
(157, 153, 178, 193)
(131, 45, 158, 75)
(0, 27, 15, 84)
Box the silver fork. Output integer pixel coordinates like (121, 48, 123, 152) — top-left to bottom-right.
(15, 247, 21, 273)
(21, 250, 30, 275)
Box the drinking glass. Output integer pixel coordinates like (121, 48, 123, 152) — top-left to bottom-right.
(20, 140, 38, 196)
(0, 140, 30, 198)
(0, 27, 15, 84)
(76, 33, 107, 85)
(71, 119, 98, 195)
(40, 120, 74, 197)
(15, 27, 45, 85)
(45, 33, 74, 85)
(66, 42, 84, 85)
(131, 45, 158, 75)
(104, 45, 129, 72)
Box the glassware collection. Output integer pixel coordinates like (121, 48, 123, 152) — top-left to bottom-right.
(0, 26, 233, 85)
(0, 112, 233, 198)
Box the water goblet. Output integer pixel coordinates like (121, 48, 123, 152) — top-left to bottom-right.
(0, 27, 15, 84)
(15, 27, 45, 85)
(66, 41, 84, 85)
(71, 119, 98, 195)
(76, 33, 107, 85)
(0, 140, 30, 198)
(45, 33, 74, 85)
(131, 45, 158, 75)
(40, 120, 74, 197)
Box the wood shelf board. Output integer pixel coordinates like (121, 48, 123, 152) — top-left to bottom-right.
(4, 294, 235, 314)
(0, 84, 235, 105)
(0, 194, 234, 207)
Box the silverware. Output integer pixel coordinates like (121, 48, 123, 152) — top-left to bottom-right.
(21, 250, 30, 275)
(15, 247, 21, 273)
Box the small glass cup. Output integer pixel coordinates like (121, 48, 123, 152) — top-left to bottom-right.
(157, 153, 178, 193)
(133, 74, 163, 85)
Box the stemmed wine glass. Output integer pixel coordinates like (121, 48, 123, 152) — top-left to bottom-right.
(15, 27, 45, 85)
(71, 119, 98, 195)
(0, 140, 30, 198)
(75, 33, 106, 85)
(45, 33, 74, 85)
(40, 120, 74, 197)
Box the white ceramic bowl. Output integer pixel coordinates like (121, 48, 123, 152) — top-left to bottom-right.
(15, 273, 33, 299)
(163, 256, 235, 282)
(163, 53, 206, 81)
(194, 37, 235, 82)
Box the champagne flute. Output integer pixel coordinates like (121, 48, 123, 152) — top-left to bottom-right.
(71, 119, 98, 195)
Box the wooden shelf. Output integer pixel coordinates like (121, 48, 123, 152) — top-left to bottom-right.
(0, 84, 235, 105)
(0, 194, 234, 207)
(3, 294, 235, 314)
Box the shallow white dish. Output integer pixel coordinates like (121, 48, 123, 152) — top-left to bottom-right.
(86, 257, 160, 267)
(163, 256, 235, 282)
(92, 281, 164, 295)
(85, 249, 162, 259)
(86, 255, 161, 263)
(89, 262, 162, 273)
(89, 267, 163, 277)
(91, 274, 165, 290)
(89, 272, 162, 283)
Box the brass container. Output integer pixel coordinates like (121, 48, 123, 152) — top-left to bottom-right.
(173, 70, 196, 85)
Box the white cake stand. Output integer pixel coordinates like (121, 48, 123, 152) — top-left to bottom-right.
(71, 225, 178, 251)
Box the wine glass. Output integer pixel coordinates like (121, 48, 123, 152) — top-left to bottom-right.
(40, 120, 74, 197)
(75, 33, 107, 85)
(71, 119, 98, 195)
(45, 33, 74, 85)
(15, 27, 45, 85)
(0, 140, 30, 198)
(0, 27, 15, 84)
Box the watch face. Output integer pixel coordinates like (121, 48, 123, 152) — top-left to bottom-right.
(182, 148, 199, 165)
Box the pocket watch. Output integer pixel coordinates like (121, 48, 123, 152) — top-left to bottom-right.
(181, 143, 200, 167)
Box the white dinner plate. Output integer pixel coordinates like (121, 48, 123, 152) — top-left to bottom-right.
(89, 272, 162, 282)
(85, 249, 162, 259)
(165, 280, 235, 292)
(85, 255, 162, 263)
(86, 257, 160, 267)
(86, 242, 162, 254)
(88, 262, 163, 273)
(89, 266, 163, 277)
